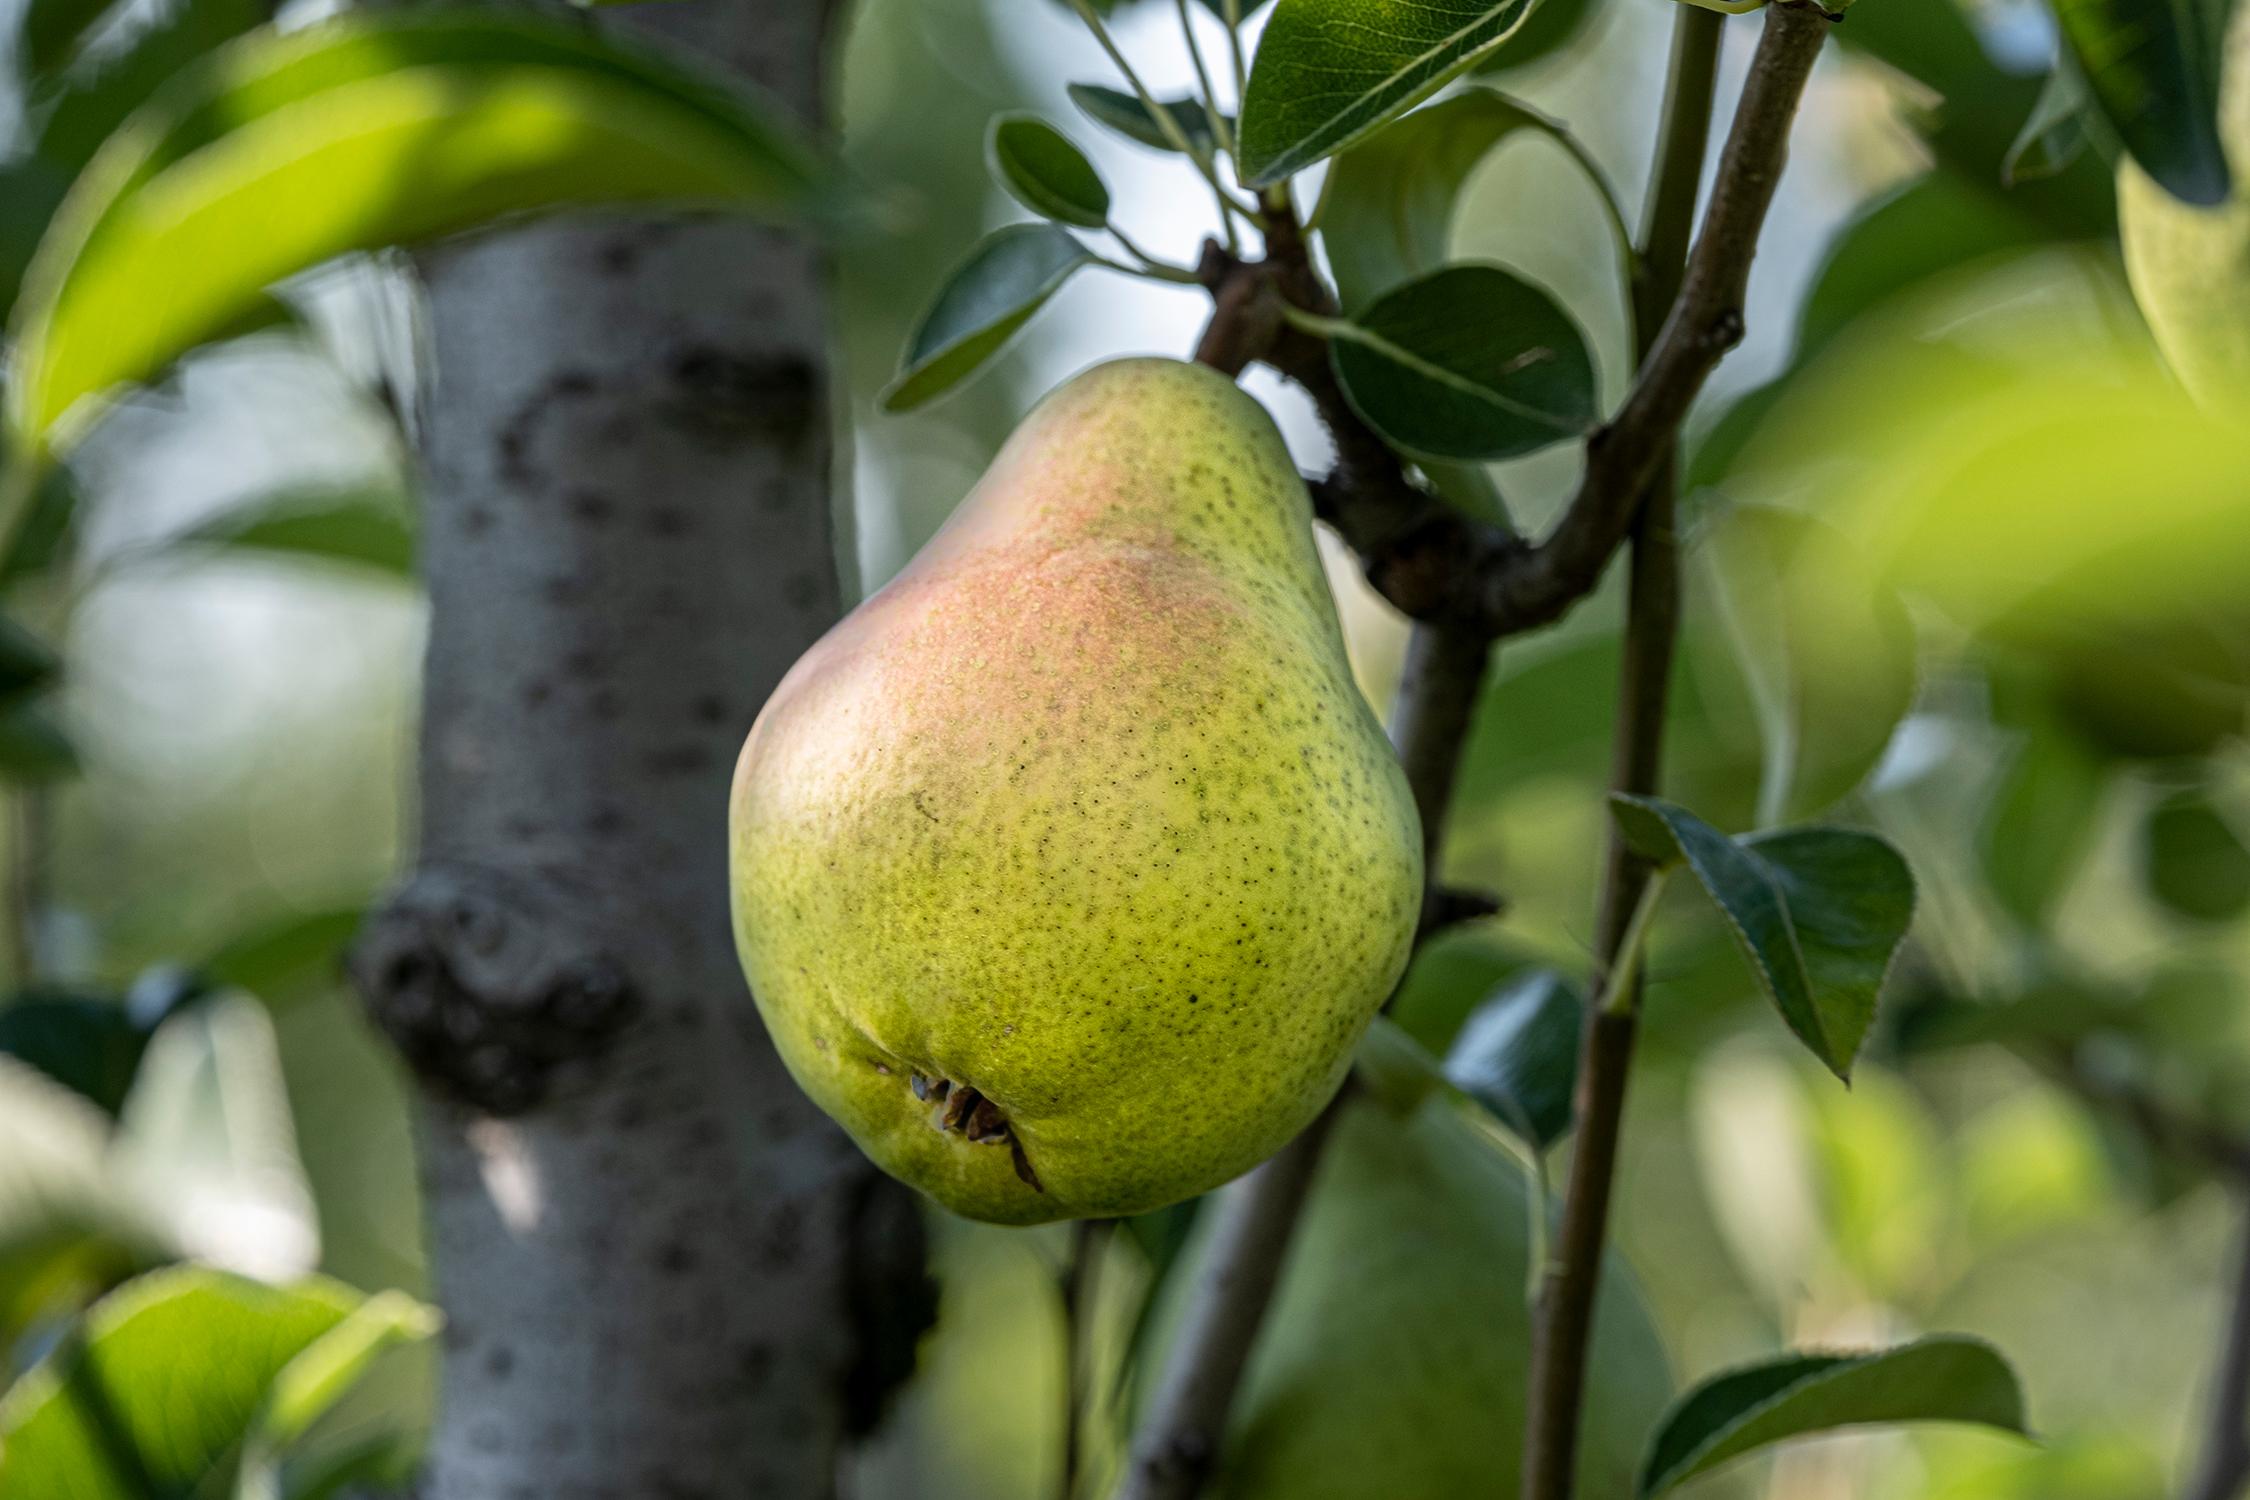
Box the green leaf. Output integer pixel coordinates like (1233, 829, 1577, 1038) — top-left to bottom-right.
(2004, 63, 2093, 185)
(1443, 969, 1581, 1149)
(1472, 0, 1593, 74)
(1195, 0, 1277, 18)
(880, 223, 1093, 413)
(0, 703, 80, 784)
(161, 486, 416, 580)
(202, 907, 365, 1004)
(1236, 0, 1542, 187)
(2050, 0, 2229, 205)
(9, 8, 835, 460)
(16, 0, 122, 79)
(112, 993, 317, 1281)
(1067, 83, 1226, 156)
(246, 1290, 441, 1458)
(1979, 702, 2111, 928)
(30, 0, 279, 176)
(1696, 506, 1916, 824)
(1639, 1336, 2030, 1495)
(0, 1267, 432, 1500)
(987, 114, 1111, 229)
(1354, 1014, 1449, 1117)
(0, 615, 62, 707)
(1328, 263, 1597, 461)
(1319, 88, 1622, 313)
(0, 992, 147, 1115)
(2143, 787, 2250, 923)
(1608, 796, 1915, 1080)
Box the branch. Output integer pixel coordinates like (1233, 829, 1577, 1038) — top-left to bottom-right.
(1116, 621, 1491, 1500)
(2192, 1204, 2250, 1500)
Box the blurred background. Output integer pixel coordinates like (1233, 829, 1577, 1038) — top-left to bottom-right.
(2, 0, 2246, 1495)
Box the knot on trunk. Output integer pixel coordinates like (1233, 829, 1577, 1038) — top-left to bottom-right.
(350, 864, 639, 1114)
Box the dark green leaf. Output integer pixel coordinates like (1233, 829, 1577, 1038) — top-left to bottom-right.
(1237, 0, 1541, 186)
(0, 704, 80, 784)
(0, 616, 61, 707)
(1320, 88, 1615, 312)
(1473, 0, 1592, 74)
(1639, 1337, 2029, 1496)
(1067, 83, 1226, 156)
(1980, 706, 2110, 928)
(987, 115, 1111, 229)
(0, 461, 82, 589)
(880, 224, 1092, 412)
(0, 993, 144, 1115)
(2050, 0, 2229, 205)
(2143, 788, 2250, 923)
(1328, 263, 1596, 461)
(202, 907, 365, 1003)
(0, 1267, 436, 1500)
(1609, 796, 1915, 1080)
(164, 486, 416, 580)
(1444, 969, 1580, 1149)
(10, 9, 836, 458)
(31, 0, 281, 178)
(1195, 0, 1277, 18)
(2005, 64, 2093, 185)
(16, 0, 121, 79)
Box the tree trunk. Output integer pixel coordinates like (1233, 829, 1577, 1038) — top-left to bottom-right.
(350, 4, 929, 1496)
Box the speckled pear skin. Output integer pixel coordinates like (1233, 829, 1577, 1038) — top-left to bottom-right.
(729, 358, 1423, 1224)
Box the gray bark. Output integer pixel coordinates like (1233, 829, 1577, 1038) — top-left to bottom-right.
(350, 4, 929, 1496)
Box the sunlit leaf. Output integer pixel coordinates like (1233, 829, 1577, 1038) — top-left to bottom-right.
(880, 224, 1092, 412)
(1444, 968, 1581, 1149)
(1319, 88, 1621, 312)
(112, 993, 318, 1283)
(1610, 796, 1914, 1080)
(987, 114, 1111, 229)
(1639, 1337, 2029, 1495)
(0, 1267, 433, 1500)
(1237, 0, 1542, 186)
(8, 8, 836, 459)
(1328, 263, 1596, 461)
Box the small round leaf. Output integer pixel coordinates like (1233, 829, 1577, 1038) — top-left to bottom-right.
(986, 114, 1110, 229)
(1328, 263, 1597, 461)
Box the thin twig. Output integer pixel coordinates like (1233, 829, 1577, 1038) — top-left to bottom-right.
(1059, 1218, 1113, 1500)
(1174, 0, 1238, 162)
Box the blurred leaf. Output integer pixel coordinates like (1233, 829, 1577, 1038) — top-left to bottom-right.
(10, 9, 835, 459)
(15, 0, 121, 80)
(0, 1057, 157, 1352)
(2036, 619, 2250, 760)
(1980, 707, 2110, 928)
(238, 1290, 440, 1482)
(1443, 968, 1580, 1149)
(2142, 787, 2250, 923)
(0, 704, 80, 784)
(1319, 88, 1620, 313)
(2050, 0, 2229, 205)
(1472, 0, 1592, 75)
(1697, 506, 1916, 824)
(1328, 264, 1596, 461)
(1388, 923, 1536, 1055)
(0, 461, 82, 590)
(1066, 83, 1226, 156)
(1196, 0, 1276, 18)
(1639, 1336, 2029, 1495)
(986, 115, 1110, 229)
(29, 0, 278, 173)
(203, 908, 364, 1004)
(880, 224, 1092, 412)
(0, 1267, 430, 1499)
(1115, 1197, 1202, 1423)
(162, 486, 416, 581)
(112, 993, 318, 1283)
(2005, 64, 2092, 185)
(0, 993, 144, 1115)
(1236, 0, 1541, 186)
(0, 616, 61, 707)
(1353, 1015, 1449, 1117)
(1610, 796, 1915, 1079)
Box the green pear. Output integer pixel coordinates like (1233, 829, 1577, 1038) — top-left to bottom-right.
(1171, 1090, 1672, 1500)
(730, 358, 1423, 1225)
(2121, 6, 2250, 404)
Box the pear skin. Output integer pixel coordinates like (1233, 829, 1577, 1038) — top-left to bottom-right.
(730, 358, 1423, 1224)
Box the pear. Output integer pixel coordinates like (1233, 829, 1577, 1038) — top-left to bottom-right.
(1168, 1090, 1672, 1500)
(730, 358, 1423, 1225)
(2121, 6, 2250, 404)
